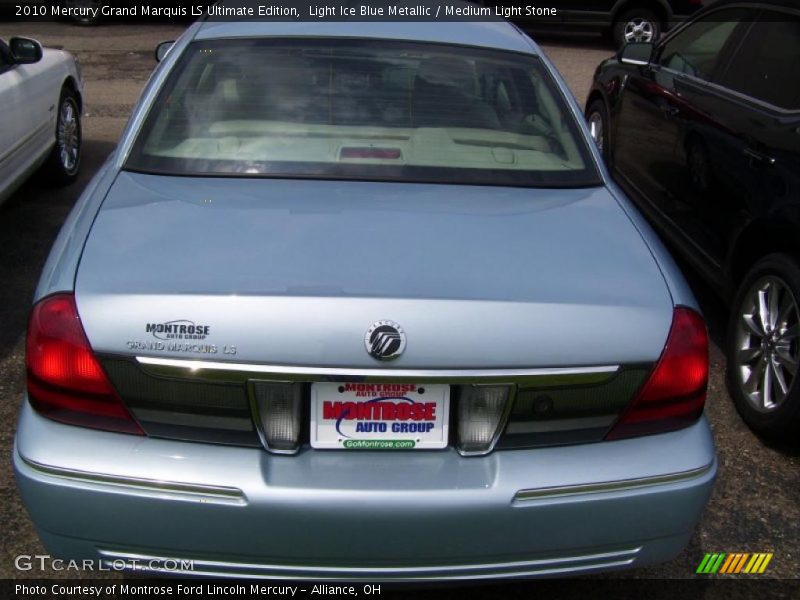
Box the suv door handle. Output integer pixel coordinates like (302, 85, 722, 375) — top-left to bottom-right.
(744, 148, 776, 166)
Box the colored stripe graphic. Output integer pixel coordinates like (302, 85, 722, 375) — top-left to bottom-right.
(719, 553, 737, 574)
(696, 553, 713, 573)
(733, 553, 750, 573)
(745, 553, 773, 574)
(698, 552, 773, 574)
(744, 554, 760, 573)
(720, 553, 750, 574)
(697, 553, 725, 574)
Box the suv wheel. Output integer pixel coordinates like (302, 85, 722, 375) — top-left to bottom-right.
(613, 8, 662, 47)
(727, 254, 800, 438)
(586, 99, 609, 162)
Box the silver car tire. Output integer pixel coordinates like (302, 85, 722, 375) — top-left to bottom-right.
(728, 254, 800, 439)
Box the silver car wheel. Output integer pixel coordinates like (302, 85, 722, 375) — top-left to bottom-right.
(735, 276, 799, 413)
(57, 98, 80, 173)
(588, 112, 604, 153)
(624, 19, 656, 43)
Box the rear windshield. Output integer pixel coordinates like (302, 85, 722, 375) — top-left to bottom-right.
(126, 38, 601, 187)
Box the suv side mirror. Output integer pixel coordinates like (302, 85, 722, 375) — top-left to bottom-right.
(9, 37, 43, 64)
(619, 42, 654, 66)
(155, 41, 175, 63)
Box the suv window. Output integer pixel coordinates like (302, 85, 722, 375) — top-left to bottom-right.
(715, 13, 800, 110)
(658, 8, 752, 80)
(126, 38, 601, 188)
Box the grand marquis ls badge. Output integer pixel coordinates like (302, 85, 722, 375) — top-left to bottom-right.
(365, 320, 406, 361)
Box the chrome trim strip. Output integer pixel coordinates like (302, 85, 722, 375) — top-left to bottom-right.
(102, 559, 637, 580)
(620, 57, 650, 66)
(98, 546, 640, 579)
(20, 456, 247, 505)
(514, 463, 714, 502)
(136, 356, 618, 384)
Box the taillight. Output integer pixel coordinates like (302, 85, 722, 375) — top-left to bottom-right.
(606, 307, 708, 440)
(26, 293, 144, 435)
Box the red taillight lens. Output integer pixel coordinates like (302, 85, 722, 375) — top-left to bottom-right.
(606, 307, 708, 440)
(26, 293, 144, 435)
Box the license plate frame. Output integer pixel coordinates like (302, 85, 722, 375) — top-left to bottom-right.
(310, 382, 450, 450)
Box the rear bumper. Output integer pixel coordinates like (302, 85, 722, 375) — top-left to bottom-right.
(14, 400, 716, 580)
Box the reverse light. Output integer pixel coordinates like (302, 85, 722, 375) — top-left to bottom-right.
(250, 381, 303, 453)
(26, 293, 144, 435)
(606, 307, 708, 440)
(457, 385, 512, 455)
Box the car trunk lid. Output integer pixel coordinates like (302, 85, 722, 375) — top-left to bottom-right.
(75, 171, 672, 369)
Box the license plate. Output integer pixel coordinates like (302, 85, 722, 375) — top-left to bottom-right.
(310, 382, 450, 450)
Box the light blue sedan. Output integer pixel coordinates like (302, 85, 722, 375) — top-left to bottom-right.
(15, 14, 716, 580)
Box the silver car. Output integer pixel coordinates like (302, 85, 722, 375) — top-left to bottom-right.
(15, 16, 716, 580)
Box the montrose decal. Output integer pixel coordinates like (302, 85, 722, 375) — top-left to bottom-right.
(127, 320, 236, 355)
(146, 320, 210, 341)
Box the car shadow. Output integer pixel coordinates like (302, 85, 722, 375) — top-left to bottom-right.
(0, 139, 117, 363)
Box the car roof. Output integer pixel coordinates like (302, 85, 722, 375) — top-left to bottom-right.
(194, 20, 539, 55)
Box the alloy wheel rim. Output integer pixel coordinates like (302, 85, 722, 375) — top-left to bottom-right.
(58, 99, 79, 172)
(624, 19, 655, 43)
(588, 112, 604, 152)
(735, 275, 799, 413)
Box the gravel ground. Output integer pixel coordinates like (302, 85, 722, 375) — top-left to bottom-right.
(0, 21, 797, 592)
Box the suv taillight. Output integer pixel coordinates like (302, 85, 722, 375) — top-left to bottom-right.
(26, 293, 143, 435)
(606, 307, 708, 440)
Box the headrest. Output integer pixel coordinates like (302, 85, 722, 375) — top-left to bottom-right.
(415, 57, 477, 96)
